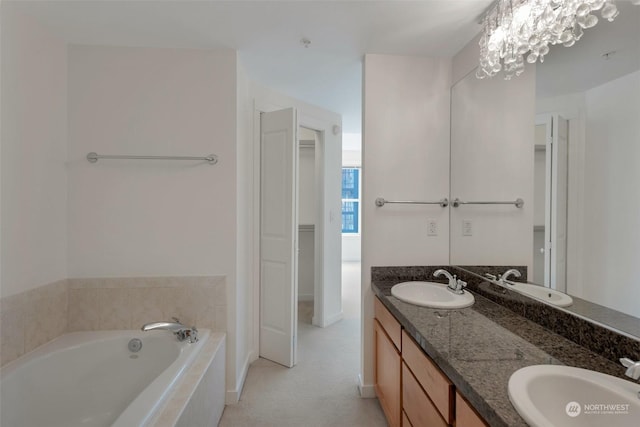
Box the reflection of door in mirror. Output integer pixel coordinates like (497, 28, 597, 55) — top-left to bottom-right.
(532, 122, 547, 285)
(533, 115, 568, 292)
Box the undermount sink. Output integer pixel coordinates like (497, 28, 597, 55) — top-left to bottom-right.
(510, 282, 573, 307)
(508, 365, 640, 426)
(390, 281, 474, 309)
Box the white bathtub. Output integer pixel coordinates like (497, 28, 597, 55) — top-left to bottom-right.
(0, 329, 221, 427)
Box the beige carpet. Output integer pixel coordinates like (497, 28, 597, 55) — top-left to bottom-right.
(219, 262, 387, 427)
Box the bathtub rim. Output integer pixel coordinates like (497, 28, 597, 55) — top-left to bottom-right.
(0, 329, 189, 379)
(0, 328, 214, 427)
(112, 328, 212, 427)
(146, 331, 226, 426)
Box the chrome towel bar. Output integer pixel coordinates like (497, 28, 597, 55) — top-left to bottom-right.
(452, 198, 524, 208)
(375, 197, 449, 208)
(86, 152, 218, 165)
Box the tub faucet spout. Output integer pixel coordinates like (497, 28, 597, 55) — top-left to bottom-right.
(141, 317, 199, 343)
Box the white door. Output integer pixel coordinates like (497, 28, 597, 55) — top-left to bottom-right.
(260, 108, 298, 368)
(550, 115, 568, 292)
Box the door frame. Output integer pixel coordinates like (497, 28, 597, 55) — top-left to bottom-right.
(535, 113, 569, 291)
(535, 114, 553, 287)
(252, 92, 343, 360)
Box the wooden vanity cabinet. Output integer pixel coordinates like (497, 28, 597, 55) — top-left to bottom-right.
(374, 296, 489, 427)
(374, 298, 402, 427)
(455, 392, 489, 427)
(402, 362, 448, 427)
(402, 330, 453, 426)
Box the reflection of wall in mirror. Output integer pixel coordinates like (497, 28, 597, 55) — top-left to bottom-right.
(450, 37, 535, 272)
(537, 70, 640, 318)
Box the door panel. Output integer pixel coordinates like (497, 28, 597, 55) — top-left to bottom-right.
(260, 108, 297, 368)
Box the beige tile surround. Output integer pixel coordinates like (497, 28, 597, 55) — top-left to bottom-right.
(0, 276, 226, 367)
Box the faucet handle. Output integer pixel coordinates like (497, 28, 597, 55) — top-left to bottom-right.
(620, 357, 635, 368)
(186, 327, 199, 343)
(484, 273, 497, 280)
(620, 358, 640, 380)
(457, 279, 467, 290)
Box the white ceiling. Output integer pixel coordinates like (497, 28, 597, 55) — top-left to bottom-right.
(536, 1, 640, 98)
(14, 1, 636, 132)
(10, 0, 493, 133)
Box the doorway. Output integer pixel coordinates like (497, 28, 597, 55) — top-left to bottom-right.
(533, 114, 569, 292)
(297, 126, 319, 326)
(255, 103, 343, 369)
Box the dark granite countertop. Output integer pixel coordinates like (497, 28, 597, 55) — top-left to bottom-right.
(372, 280, 632, 427)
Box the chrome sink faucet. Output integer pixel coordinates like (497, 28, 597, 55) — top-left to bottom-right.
(498, 269, 522, 285)
(433, 269, 467, 295)
(141, 317, 199, 343)
(620, 358, 640, 381)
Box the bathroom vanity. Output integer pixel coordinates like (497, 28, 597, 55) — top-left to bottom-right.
(375, 296, 486, 427)
(372, 266, 640, 427)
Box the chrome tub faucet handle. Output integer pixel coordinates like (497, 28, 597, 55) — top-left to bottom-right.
(621, 358, 640, 381)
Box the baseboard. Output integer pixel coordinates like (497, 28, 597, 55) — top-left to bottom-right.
(358, 374, 376, 398)
(225, 350, 256, 405)
(312, 310, 343, 328)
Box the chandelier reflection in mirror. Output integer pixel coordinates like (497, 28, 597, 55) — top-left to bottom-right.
(477, 0, 620, 80)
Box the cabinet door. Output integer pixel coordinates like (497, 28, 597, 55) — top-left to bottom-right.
(375, 297, 401, 349)
(456, 392, 488, 427)
(402, 411, 413, 427)
(401, 330, 453, 423)
(402, 363, 447, 427)
(374, 319, 401, 427)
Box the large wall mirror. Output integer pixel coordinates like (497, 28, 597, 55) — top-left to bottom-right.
(451, 2, 640, 335)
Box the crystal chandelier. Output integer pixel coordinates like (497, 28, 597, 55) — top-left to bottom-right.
(477, 0, 620, 79)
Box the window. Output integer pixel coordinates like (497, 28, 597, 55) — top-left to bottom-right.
(341, 167, 360, 234)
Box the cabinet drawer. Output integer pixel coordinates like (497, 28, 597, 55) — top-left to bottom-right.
(375, 297, 401, 350)
(374, 319, 401, 427)
(402, 362, 447, 427)
(401, 330, 453, 424)
(456, 392, 488, 427)
(402, 410, 412, 427)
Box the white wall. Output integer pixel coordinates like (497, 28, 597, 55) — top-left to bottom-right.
(361, 54, 451, 396)
(1, 6, 68, 297)
(579, 70, 640, 317)
(66, 45, 246, 401)
(67, 45, 238, 278)
(449, 49, 535, 270)
(234, 59, 254, 402)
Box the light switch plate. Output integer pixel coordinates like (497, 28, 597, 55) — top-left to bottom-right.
(462, 219, 473, 236)
(427, 219, 438, 236)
